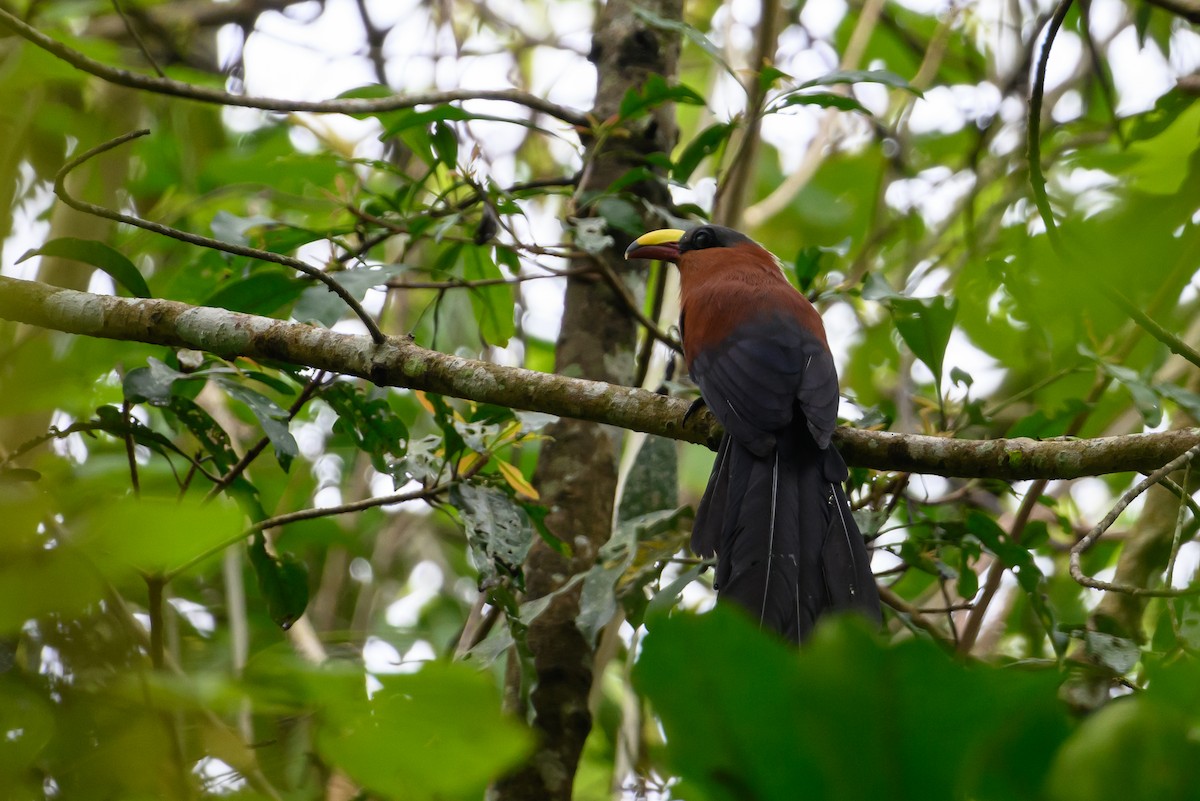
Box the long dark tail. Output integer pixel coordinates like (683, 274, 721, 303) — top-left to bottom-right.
(692, 430, 881, 642)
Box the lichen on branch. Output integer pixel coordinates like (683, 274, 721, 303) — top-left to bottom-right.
(2, 275, 1197, 480)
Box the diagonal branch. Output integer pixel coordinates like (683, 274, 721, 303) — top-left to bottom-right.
(1069, 443, 1200, 596)
(3, 275, 1200, 480)
(0, 7, 590, 128)
(54, 129, 387, 343)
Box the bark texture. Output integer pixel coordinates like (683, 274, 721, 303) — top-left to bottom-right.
(2, 276, 1197, 479)
(492, 1, 682, 798)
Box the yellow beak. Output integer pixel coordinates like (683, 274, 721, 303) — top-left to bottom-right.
(624, 228, 686, 262)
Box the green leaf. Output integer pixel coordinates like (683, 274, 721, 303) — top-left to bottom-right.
(578, 508, 662, 643)
(450, 484, 533, 582)
(247, 533, 309, 629)
(0, 545, 105, 635)
(0, 491, 105, 633)
(18, 237, 151, 298)
(633, 8, 736, 79)
(0, 468, 40, 484)
(865, 275, 957, 396)
(1084, 349, 1163, 427)
(293, 264, 405, 327)
(462, 246, 515, 345)
(0, 675, 55, 776)
(209, 211, 280, 246)
(1117, 101, 1200, 195)
(793, 246, 824, 292)
(619, 74, 707, 120)
(617, 435, 679, 522)
(218, 380, 299, 471)
(770, 91, 871, 114)
(1046, 697, 1200, 801)
(91, 404, 218, 472)
(673, 122, 735, 183)
(1006, 399, 1089, 439)
(204, 271, 308, 316)
(635, 608, 1068, 801)
(1157, 383, 1200, 420)
(123, 357, 192, 406)
(380, 104, 552, 143)
(892, 295, 957, 396)
(167, 396, 239, 473)
(314, 665, 533, 800)
(966, 510, 1033, 572)
(431, 120, 458, 167)
(594, 196, 643, 237)
(322, 382, 408, 472)
(758, 64, 790, 92)
(79, 495, 243, 577)
(800, 68, 922, 97)
(957, 551, 979, 599)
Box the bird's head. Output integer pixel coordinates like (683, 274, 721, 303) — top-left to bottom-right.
(623, 224, 758, 264)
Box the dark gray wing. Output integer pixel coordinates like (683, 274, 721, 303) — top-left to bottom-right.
(689, 315, 840, 456)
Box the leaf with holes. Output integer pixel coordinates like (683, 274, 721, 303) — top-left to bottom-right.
(450, 484, 534, 582)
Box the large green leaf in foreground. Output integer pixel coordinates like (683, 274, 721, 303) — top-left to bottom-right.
(635, 608, 1070, 801)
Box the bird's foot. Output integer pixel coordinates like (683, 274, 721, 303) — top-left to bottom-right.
(682, 396, 707, 426)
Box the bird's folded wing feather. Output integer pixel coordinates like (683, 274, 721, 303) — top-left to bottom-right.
(689, 315, 840, 453)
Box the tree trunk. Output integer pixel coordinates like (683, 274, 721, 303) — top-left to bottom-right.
(492, 2, 681, 798)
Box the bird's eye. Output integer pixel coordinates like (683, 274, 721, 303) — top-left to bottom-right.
(692, 228, 714, 249)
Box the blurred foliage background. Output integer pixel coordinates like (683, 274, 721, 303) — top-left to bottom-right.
(1, 0, 1199, 798)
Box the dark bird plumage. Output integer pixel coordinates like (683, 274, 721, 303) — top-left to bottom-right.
(626, 224, 881, 642)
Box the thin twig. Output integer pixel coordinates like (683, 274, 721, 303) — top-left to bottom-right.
(1165, 463, 1192, 597)
(165, 481, 455, 583)
(1099, 285, 1200, 371)
(54, 129, 387, 343)
(245, 481, 452, 535)
(595, 261, 682, 355)
(1076, 0, 1124, 146)
(386, 268, 589, 291)
(203, 371, 328, 502)
(1155, 475, 1200, 523)
(878, 584, 954, 647)
(1069, 443, 1200, 596)
(1027, 0, 1073, 241)
(958, 482, 1045, 653)
(2, 418, 224, 483)
(110, 0, 165, 77)
(0, 7, 590, 127)
(121, 397, 141, 496)
(147, 575, 165, 669)
(711, 0, 778, 226)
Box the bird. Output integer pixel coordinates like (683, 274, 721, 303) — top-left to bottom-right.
(625, 224, 881, 642)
